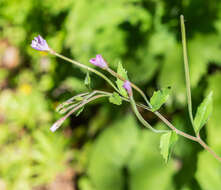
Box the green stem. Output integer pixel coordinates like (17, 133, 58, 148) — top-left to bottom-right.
(180, 15, 194, 127)
(196, 134, 221, 162)
(51, 51, 120, 93)
(129, 95, 168, 133)
(59, 90, 110, 114)
(154, 111, 198, 141)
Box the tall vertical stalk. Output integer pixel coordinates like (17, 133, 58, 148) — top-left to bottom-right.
(180, 15, 194, 128)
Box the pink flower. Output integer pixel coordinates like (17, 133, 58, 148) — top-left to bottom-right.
(123, 80, 132, 96)
(89, 54, 108, 69)
(31, 35, 50, 52)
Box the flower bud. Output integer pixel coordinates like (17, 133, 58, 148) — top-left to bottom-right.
(89, 54, 108, 69)
(123, 80, 132, 96)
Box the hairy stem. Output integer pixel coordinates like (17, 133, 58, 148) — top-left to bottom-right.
(180, 15, 194, 127)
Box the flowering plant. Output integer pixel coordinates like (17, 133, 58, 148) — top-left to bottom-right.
(31, 15, 221, 163)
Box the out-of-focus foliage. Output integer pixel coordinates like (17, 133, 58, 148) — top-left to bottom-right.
(79, 114, 175, 190)
(1, 0, 221, 189)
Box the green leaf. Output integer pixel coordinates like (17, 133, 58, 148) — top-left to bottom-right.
(84, 72, 91, 88)
(160, 131, 178, 163)
(150, 87, 171, 112)
(116, 62, 128, 98)
(75, 106, 84, 117)
(109, 92, 122, 106)
(193, 91, 213, 133)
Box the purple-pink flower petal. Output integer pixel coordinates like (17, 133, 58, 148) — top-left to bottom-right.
(123, 80, 132, 96)
(89, 54, 108, 69)
(31, 35, 50, 52)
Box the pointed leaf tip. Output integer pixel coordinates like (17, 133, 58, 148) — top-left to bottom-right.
(193, 91, 213, 133)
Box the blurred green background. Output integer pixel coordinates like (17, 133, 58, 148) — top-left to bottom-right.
(1, 0, 221, 189)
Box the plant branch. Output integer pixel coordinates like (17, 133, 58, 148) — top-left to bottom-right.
(49, 50, 221, 162)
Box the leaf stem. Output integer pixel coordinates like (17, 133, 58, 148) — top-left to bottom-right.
(180, 15, 194, 127)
